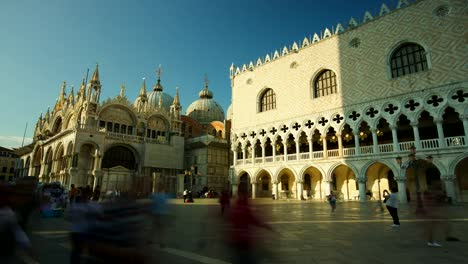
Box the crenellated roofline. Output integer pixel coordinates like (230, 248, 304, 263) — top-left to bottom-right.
(230, 0, 417, 78)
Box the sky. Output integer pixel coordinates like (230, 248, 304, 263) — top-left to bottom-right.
(0, 0, 396, 149)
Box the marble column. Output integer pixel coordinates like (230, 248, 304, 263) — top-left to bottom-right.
(371, 128, 379, 154)
(322, 180, 331, 199)
(261, 142, 266, 163)
(337, 133, 343, 157)
(295, 139, 300, 160)
(322, 137, 328, 159)
(232, 149, 237, 166)
(354, 132, 361, 155)
(395, 176, 408, 204)
(411, 123, 421, 149)
(441, 175, 456, 202)
(251, 182, 257, 199)
(231, 184, 238, 197)
(435, 119, 446, 148)
(272, 142, 276, 161)
(308, 138, 313, 160)
(462, 116, 468, 144)
(358, 177, 367, 203)
(242, 147, 246, 165)
(296, 181, 303, 200)
(273, 181, 279, 200)
(390, 125, 399, 152)
(284, 142, 288, 161)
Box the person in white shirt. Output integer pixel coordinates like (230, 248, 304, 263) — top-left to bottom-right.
(383, 188, 400, 227)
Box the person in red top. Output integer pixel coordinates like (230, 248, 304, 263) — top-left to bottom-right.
(228, 190, 275, 264)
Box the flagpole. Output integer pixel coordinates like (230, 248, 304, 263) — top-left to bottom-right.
(21, 122, 28, 147)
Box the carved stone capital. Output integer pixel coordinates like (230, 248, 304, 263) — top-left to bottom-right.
(394, 176, 406, 182)
(440, 175, 456, 181)
(356, 177, 367, 183)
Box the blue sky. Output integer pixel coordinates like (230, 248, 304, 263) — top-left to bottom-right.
(0, 0, 395, 148)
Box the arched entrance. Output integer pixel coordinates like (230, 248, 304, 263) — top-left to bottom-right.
(32, 148, 42, 178)
(255, 170, 272, 198)
(330, 165, 357, 201)
(366, 162, 396, 201)
(277, 168, 296, 199)
(101, 145, 137, 193)
(238, 172, 251, 196)
(302, 166, 323, 200)
(455, 157, 468, 201)
(404, 160, 441, 201)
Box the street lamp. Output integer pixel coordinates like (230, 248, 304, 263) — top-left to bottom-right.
(396, 146, 433, 214)
(185, 165, 195, 191)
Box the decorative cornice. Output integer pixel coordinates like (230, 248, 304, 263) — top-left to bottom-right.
(230, 0, 419, 78)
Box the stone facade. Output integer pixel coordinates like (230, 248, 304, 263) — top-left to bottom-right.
(15, 66, 231, 196)
(0, 146, 18, 182)
(230, 0, 468, 202)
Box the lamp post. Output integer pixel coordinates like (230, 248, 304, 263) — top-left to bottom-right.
(396, 146, 433, 214)
(185, 165, 195, 191)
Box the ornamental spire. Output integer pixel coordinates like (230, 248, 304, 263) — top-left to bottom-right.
(120, 83, 125, 97)
(59, 81, 66, 101)
(153, 64, 163, 91)
(199, 74, 213, 99)
(90, 63, 100, 84)
(139, 78, 147, 97)
(68, 86, 75, 105)
(172, 86, 180, 106)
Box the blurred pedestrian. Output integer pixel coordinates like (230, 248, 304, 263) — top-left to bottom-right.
(92, 185, 101, 202)
(228, 190, 275, 264)
(219, 190, 230, 215)
(150, 188, 170, 248)
(326, 191, 337, 212)
(383, 188, 400, 227)
(0, 184, 36, 263)
(69, 184, 77, 204)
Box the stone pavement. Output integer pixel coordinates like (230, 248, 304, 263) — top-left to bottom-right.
(26, 200, 468, 264)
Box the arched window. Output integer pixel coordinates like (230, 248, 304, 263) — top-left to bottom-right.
(314, 70, 337, 98)
(390, 43, 428, 78)
(259, 88, 276, 112)
(102, 146, 136, 170)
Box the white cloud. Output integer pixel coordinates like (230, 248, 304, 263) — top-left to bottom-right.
(0, 136, 33, 149)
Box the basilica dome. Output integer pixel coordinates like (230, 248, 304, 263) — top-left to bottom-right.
(146, 78, 174, 112)
(186, 84, 224, 124)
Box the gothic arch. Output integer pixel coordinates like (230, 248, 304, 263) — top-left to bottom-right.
(98, 104, 138, 126)
(274, 166, 297, 182)
(449, 152, 468, 174)
(298, 164, 326, 182)
(102, 144, 139, 170)
(253, 168, 274, 181)
(327, 162, 358, 181)
(361, 159, 398, 179)
(76, 140, 100, 153)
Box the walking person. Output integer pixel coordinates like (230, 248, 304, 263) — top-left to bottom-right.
(383, 188, 400, 227)
(183, 189, 188, 202)
(219, 190, 230, 215)
(326, 191, 337, 212)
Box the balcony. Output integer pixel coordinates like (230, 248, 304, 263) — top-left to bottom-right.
(77, 125, 169, 145)
(234, 135, 466, 166)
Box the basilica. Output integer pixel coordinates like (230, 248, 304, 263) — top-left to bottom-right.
(228, 0, 468, 203)
(15, 66, 230, 196)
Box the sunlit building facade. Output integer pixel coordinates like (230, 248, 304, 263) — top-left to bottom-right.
(229, 0, 468, 202)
